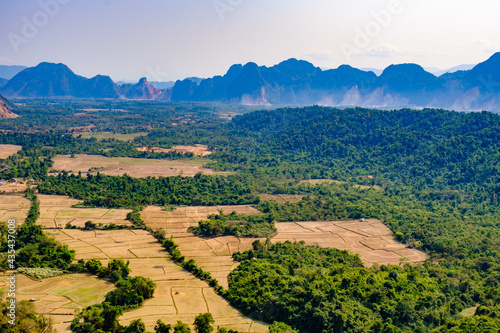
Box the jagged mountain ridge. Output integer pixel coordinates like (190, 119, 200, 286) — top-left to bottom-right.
(2, 53, 500, 111)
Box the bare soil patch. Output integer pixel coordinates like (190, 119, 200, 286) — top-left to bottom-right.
(50, 154, 227, 178)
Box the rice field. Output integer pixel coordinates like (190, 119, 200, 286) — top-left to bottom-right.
(37, 195, 267, 332)
(0, 195, 30, 224)
(272, 220, 428, 266)
(50, 154, 228, 178)
(141, 206, 427, 287)
(0, 144, 22, 159)
(0, 273, 114, 333)
(38, 194, 132, 229)
(44, 227, 268, 332)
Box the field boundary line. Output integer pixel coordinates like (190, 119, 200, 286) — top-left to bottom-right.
(201, 287, 210, 313)
(171, 287, 179, 314)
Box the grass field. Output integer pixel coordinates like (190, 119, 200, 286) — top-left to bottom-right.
(0, 195, 30, 224)
(0, 273, 114, 333)
(73, 131, 148, 141)
(50, 154, 228, 178)
(0, 144, 22, 159)
(38, 194, 132, 229)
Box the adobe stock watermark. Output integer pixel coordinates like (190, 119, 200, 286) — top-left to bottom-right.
(145, 65, 171, 82)
(479, 75, 500, 93)
(7, 0, 71, 54)
(213, 0, 244, 21)
(340, 0, 409, 62)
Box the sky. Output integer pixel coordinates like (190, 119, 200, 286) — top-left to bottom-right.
(0, 0, 499, 82)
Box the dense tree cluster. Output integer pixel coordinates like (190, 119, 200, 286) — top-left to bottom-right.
(228, 241, 485, 332)
(189, 211, 276, 238)
(38, 172, 259, 208)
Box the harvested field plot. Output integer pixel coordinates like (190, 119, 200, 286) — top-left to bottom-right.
(0, 273, 114, 333)
(51, 154, 227, 178)
(0, 182, 27, 193)
(258, 194, 303, 203)
(74, 131, 148, 141)
(44, 221, 267, 332)
(38, 194, 131, 229)
(143, 206, 426, 286)
(141, 205, 261, 231)
(138, 144, 212, 156)
(142, 205, 264, 288)
(272, 219, 428, 266)
(299, 179, 341, 185)
(0, 144, 22, 159)
(0, 195, 30, 224)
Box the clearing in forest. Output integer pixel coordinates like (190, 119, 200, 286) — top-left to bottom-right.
(38, 195, 132, 229)
(0, 144, 22, 159)
(50, 154, 228, 178)
(299, 179, 382, 190)
(137, 144, 212, 156)
(73, 131, 148, 141)
(258, 194, 303, 203)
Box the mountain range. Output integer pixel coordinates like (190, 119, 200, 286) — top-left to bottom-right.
(2, 54, 500, 111)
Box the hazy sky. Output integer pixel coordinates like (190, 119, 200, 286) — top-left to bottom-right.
(0, 0, 499, 82)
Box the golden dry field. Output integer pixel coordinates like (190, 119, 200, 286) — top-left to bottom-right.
(137, 144, 212, 156)
(0, 195, 30, 224)
(0, 144, 22, 159)
(38, 195, 132, 229)
(37, 195, 267, 332)
(50, 154, 228, 178)
(272, 220, 428, 266)
(0, 273, 114, 333)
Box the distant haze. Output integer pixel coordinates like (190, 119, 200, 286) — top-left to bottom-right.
(0, 0, 499, 81)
